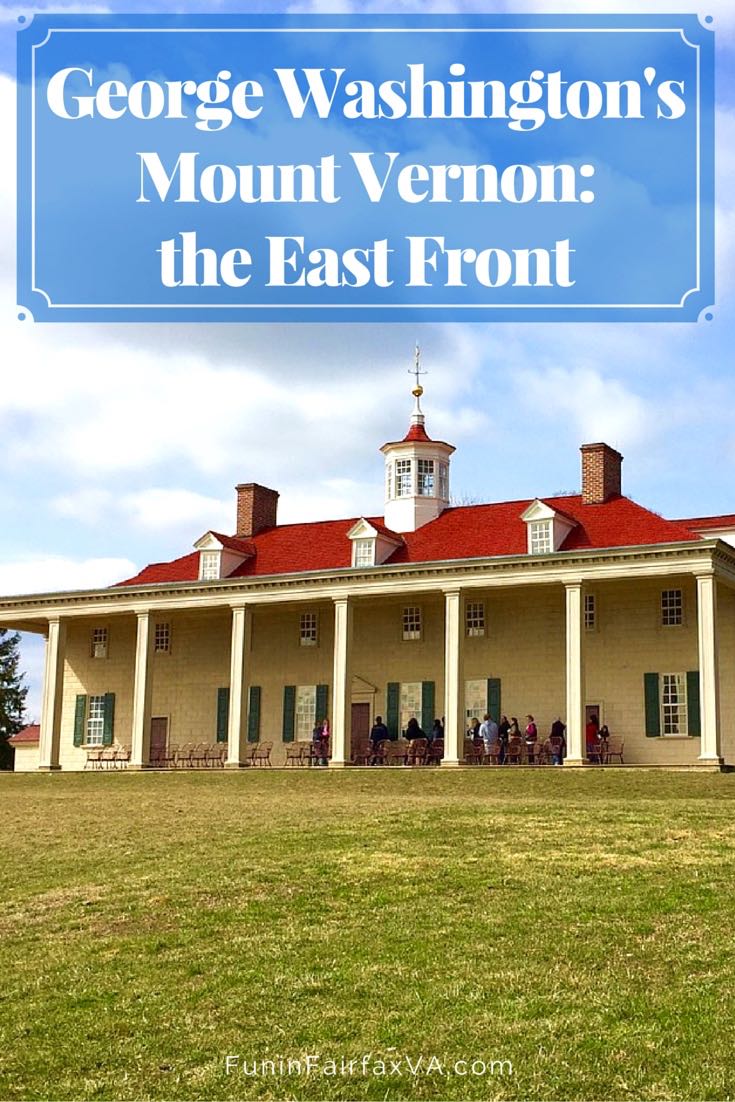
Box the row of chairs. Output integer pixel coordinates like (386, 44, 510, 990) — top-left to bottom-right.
(356, 738, 444, 766)
(84, 745, 130, 769)
(464, 736, 625, 765)
(152, 742, 274, 767)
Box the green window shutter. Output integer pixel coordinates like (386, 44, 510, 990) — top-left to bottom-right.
(102, 693, 115, 746)
(421, 681, 435, 733)
(644, 673, 661, 737)
(216, 687, 230, 743)
(73, 695, 87, 747)
(315, 684, 329, 724)
(687, 671, 701, 737)
(283, 685, 296, 742)
(247, 686, 261, 743)
(487, 678, 501, 721)
(386, 682, 400, 740)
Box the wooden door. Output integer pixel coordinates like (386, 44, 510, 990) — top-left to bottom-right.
(351, 703, 370, 759)
(150, 716, 168, 763)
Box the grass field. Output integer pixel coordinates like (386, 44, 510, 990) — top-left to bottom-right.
(2, 770, 735, 1101)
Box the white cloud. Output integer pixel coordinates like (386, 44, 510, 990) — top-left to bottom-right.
(0, 556, 137, 596)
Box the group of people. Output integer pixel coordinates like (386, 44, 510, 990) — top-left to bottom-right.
(585, 714, 611, 761)
(467, 713, 568, 765)
(311, 717, 331, 766)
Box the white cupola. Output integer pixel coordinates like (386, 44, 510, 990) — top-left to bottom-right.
(380, 348, 455, 534)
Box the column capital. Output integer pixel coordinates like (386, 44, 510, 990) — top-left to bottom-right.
(332, 594, 352, 607)
(694, 568, 716, 581)
(563, 578, 584, 591)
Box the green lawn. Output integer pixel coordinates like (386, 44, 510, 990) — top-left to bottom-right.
(1, 770, 735, 1101)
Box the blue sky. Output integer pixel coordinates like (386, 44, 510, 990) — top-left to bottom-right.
(1, 0, 734, 718)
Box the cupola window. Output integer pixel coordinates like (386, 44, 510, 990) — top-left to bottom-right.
(417, 458, 435, 496)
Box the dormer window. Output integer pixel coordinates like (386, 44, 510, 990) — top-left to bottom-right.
(521, 500, 576, 555)
(200, 550, 221, 580)
(529, 521, 552, 555)
(353, 538, 375, 568)
(347, 518, 403, 568)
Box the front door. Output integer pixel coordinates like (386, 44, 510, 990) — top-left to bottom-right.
(351, 703, 370, 758)
(150, 717, 168, 763)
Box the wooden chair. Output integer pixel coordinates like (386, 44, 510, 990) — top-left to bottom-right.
(427, 738, 444, 765)
(190, 744, 208, 768)
(534, 741, 549, 766)
(367, 739, 388, 765)
(506, 737, 524, 765)
(606, 738, 624, 764)
(84, 748, 102, 770)
(204, 744, 225, 768)
(175, 744, 194, 768)
(252, 741, 273, 767)
(485, 741, 502, 766)
(407, 738, 428, 766)
(115, 745, 130, 769)
(385, 740, 408, 766)
(100, 747, 116, 770)
(285, 742, 311, 767)
(464, 738, 479, 764)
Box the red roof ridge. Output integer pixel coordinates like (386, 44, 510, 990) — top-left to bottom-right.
(676, 514, 735, 529)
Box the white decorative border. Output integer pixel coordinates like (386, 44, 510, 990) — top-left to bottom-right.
(30, 26, 702, 311)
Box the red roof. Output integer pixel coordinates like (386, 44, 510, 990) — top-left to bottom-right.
(8, 724, 40, 745)
(117, 495, 699, 588)
(678, 514, 735, 532)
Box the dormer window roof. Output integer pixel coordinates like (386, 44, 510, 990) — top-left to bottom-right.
(346, 519, 403, 568)
(520, 500, 577, 555)
(193, 531, 255, 580)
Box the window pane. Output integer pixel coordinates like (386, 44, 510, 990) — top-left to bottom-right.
(661, 589, 683, 626)
(300, 612, 318, 646)
(295, 685, 317, 740)
(530, 521, 552, 554)
(400, 682, 422, 735)
(402, 606, 422, 640)
(464, 679, 486, 726)
(91, 627, 108, 659)
(201, 551, 219, 580)
(354, 539, 374, 567)
(417, 459, 434, 496)
(87, 695, 105, 745)
(154, 622, 171, 652)
(584, 594, 596, 630)
(466, 601, 485, 637)
(395, 459, 412, 497)
(661, 672, 687, 734)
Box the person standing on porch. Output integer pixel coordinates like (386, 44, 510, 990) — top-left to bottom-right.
(481, 714, 499, 754)
(550, 717, 566, 765)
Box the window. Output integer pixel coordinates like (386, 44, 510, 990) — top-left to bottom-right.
(466, 601, 486, 637)
(200, 551, 220, 581)
(661, 673, 688, 735)
(90, 627, 108, 659)
(353, 539, 375, 568)
(529, 520, 552, 554)
(154, 622, 171, 653)
(400, 682, 422, 735)
(395, 458, 412, 497)
(300, 612, 318, 646)
(464, 679, 486, 726)
(402, 606, 422, 641)
(438, 463, 448, 500)
(295, 685, 317, 741)
(386, 463, 393, 500)
(661, 589, 683, 626)
(584, 594, 596, 631)
(417, 458, 434, 496)
(86, 695, 105, 745)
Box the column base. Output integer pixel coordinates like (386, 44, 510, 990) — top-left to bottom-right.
(127, 762, 151, 771)
(328, 760, 350, 768)
(561, 757, 589, 767)
(37, 764, 61, 772)
(697, 756, 724, 769)
(225, 760, 251, 769)
(441, 759, 463, 768)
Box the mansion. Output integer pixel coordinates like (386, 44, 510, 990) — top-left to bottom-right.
(3, 377, 735, 771)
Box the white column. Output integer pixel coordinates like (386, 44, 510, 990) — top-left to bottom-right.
(227, 605, 253, 767)
(442, 589, 464, 767)
(130, 612, 154, 768)
(38, 618, 67, 770)
(697, 573, 721, 763)
(565, 583, 586, 765)
(331, 597, 353, 767)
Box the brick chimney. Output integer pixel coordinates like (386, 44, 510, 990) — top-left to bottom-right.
(235, 483, 279, 537)
(580, 443, 623, 505)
